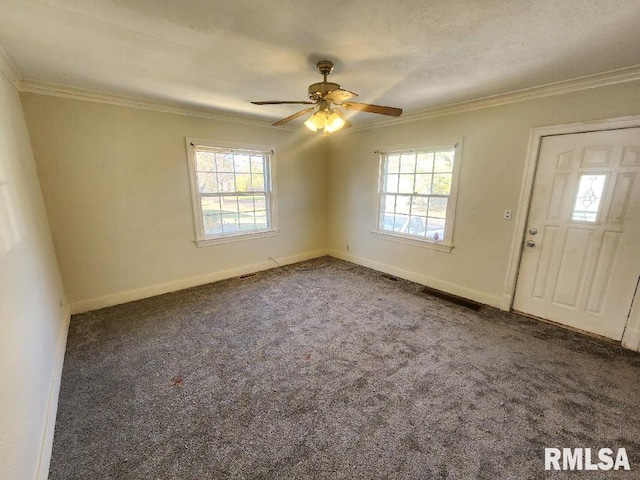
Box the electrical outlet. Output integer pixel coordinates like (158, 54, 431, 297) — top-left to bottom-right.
(503, 210, 512, 220)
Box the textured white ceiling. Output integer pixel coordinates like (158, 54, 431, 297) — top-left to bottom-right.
(1, 0, 639, 126)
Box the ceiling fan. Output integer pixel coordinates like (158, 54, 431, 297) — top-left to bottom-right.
(251, 60, 402, 135)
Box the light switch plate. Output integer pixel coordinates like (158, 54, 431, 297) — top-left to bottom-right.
(503, 209, 512, 220)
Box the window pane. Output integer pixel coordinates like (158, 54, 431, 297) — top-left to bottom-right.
(400, 153, 416, 173)
(396, 196, 411, 215)
(197, 172, 218, 193)
(220, 196, 239, 214)
(195, 151, 216, 172)
(221, 213, 240, 233)
(250, 155, 264, 174)
(572, 174, 606, 222)
(235, 154, 251, 173)
(394, 214, 409, 232)
(416, 153, 434, 173)
(385, 174, 399, 193)
(255, 211, 268, 229)
(235, 173, 251, 192)
(382, 194, 396, 214)
(407, 216, 427, 236)
(376, 146, 458, 245)
(428, 197, 448, 218)
(432, 173, 452, 195)
(203, 214, 222, 235)
(217, 172, 235, 193)
(237, 196, 254, 213)
(254, 195, 266, 211)
(414, 174, 432, 194)
(426, 217, 445, 242)
(239, 221, 256, 231)
(411, 196, 428, 217)
(251, 174, 265, 191)
(398, 174, 414, 194)
(434, 151, 455, 172)
(201, 197, 222, 215)
(239, 213, 256, 230)
(380, 213, 395, 231)
(190, 144, 274, 240)
(215, 153, 234, 172)
(387, 155, 400, 174)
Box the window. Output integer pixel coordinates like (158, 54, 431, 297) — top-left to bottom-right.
(374, 141, 462, 252)
(571, 174, 606, 222)
(186, 139, 277, 246)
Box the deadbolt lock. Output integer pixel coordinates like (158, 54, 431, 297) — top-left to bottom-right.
(529, 228, 538, 235)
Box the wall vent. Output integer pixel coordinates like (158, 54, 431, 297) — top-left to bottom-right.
(421, 286, 483, 311)
(381, 274, 399, 281)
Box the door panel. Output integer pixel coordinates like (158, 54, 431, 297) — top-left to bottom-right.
(586, 231, 620, 314)
(552, 227, 591, 307)
(514, 128, 640, 340)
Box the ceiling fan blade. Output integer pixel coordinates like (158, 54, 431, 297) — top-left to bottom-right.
(252, 101, 315, 105)
(340, 102, 402, 117)
(334, 108, 352, 129)
(272, 107, 316, 126)
(324, 89, 357, 103)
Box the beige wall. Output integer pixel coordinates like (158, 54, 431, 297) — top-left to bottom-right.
(17, 81, 640, 313)
(4, 76, 639, 480)
(327, 81, 640, 307)
(21, 94, 328, 312)
(0, 74, 69, 479)
(6, 68, 640, 480)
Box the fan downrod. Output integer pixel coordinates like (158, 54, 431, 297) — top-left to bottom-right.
(308, 60, 339, 101)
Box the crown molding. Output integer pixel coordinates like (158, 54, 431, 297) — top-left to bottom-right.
(13, 63, 640, 132)
(350, 64, 640, 132)
(0, 45, 22, 89)
(19, 80, 295, 130)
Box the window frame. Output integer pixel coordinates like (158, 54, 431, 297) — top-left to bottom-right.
(372, 139, 463, 253)
(185, 138, 278, 247)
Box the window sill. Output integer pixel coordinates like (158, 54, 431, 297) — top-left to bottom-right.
(370, 230, 453, 253)
(196, 229, 279, 247)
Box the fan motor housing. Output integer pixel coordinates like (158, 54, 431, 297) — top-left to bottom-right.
(308, 82, 341, 101)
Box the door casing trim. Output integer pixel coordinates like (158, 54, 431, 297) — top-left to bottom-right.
(502, 114, 640, 349)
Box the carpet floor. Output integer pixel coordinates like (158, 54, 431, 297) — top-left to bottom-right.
(49, 257, 640, 479)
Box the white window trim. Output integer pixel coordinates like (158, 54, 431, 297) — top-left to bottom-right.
(370, 229, 454, 253)
(371, 138, 463, 253)
(185, 138, 279, 247)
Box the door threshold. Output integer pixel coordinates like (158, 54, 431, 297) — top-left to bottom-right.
(512, 310, 621, 345)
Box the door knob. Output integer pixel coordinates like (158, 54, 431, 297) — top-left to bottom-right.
(529, 228, 538, 235)
(527, 240, 536, 247)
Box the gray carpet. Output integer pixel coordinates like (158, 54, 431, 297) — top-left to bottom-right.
(49, 257, 640, 479)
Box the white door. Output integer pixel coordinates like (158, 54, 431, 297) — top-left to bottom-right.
(513, 128, 640, 340)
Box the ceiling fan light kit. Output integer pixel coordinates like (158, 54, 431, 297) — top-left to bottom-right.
(304, 109, 347, 135)
(251, 60, 402, 135)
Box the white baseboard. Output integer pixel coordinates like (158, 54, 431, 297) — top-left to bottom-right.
(70, 250, 328, 314)
(36, 302, 71, 480)
(622, 328, 640, 352)
(501, 294, 514, 312)
(328, 249, 502, 308)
